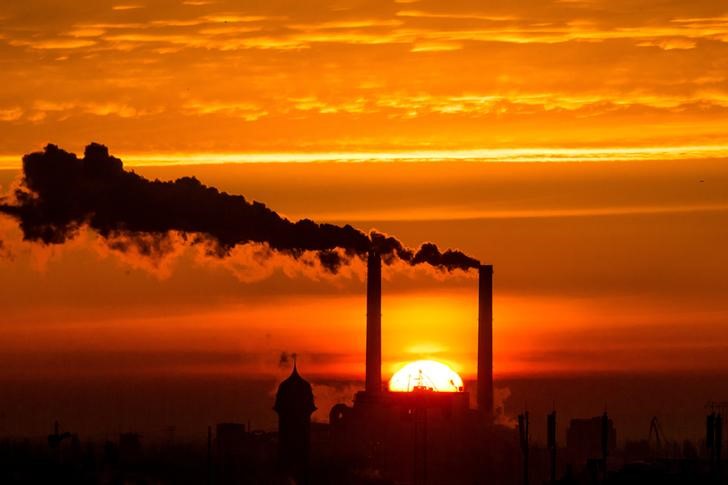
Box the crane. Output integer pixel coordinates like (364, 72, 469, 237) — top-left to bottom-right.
(648, 416, 664, 451)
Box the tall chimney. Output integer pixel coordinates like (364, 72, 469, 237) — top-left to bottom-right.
(477, 264, 494, 418)
(365, 251, 382, 393)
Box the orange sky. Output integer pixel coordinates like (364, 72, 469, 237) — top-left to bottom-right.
(1, 0, 728, 432)
(1, 0, 728, 154)
(2, 159, 728, 387)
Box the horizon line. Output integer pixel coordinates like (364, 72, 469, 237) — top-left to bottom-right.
(2, 144, 728, 169)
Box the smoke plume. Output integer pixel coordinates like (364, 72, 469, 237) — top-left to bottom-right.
(0, 143, 480, 272)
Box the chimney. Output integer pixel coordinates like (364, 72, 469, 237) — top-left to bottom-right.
(365, 251, 382, 393)
(477, 264, 493, 418)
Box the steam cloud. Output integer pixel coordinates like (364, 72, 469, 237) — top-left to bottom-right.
(0, 143, 480, 272)
(278, 352, 293, 368)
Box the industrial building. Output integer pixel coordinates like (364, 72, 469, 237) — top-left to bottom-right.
(326, 252, 518, 485)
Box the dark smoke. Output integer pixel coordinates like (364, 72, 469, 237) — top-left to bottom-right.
(0, 143, 480, 272)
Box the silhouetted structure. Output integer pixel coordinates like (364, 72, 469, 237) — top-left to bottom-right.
(216, 423, 247, 452)
(366, 251, 382, 394)
(518, 411, 530, 485)
(329, 256, 518, 484)
(547, 410, 557, 484)
(706, 409, 724, 481)
(47, 421, 71, 449)
(566, 414, 616, 471)
(215, 422, 249, 484)
(118, 432, 142, 464)
(274, 359, 316, 484)
(207, 425, 212, 485)
(478, 264, 494, 419)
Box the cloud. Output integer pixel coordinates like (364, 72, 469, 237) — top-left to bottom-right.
(202, 14, 271, 23)
(6, 4, 728, 61)
(637, 38, 697, 50)
(0, 108, 23, 122)
(396, 10, 519, 22)
(9, 38, 97, 50)
(112, 4, 145, 11)
(95, 230, 189, 279)
(283, 94, 728, 118)
(68, 27, 107, 38)
(411, 40, 462, 52)
(493, 386, 516, 427)
(0, 218, 16, 261)
(310, 381, 361, 422)
(0, 143, 480, 273)
(9, 100, 162, 122)
(1, 0, 728, 153)
(181, 100, 268, 120)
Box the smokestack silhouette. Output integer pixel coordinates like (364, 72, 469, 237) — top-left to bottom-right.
(477, 264, 494, 419)
(0, 143, 480, 273)
(366, 251, 382, 393)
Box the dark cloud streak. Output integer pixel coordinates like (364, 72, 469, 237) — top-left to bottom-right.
(0, 143, 479, 272)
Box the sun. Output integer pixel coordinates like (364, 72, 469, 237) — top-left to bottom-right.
(389, 360, 464, 392)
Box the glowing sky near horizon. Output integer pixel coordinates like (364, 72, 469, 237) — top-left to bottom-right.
(5, 145, 728, 170)
(2, 157, 728, 383)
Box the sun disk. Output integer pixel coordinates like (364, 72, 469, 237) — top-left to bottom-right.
(389, 360, 464, 393)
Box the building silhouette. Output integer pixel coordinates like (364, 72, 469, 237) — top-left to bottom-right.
(566, 413, 617, 478)
(1, 253, 724, 485)
(274, 359, 316, 484)
(328, 252, 517, 484)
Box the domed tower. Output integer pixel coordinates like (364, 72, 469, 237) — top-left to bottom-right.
(274, 358, 316, 484)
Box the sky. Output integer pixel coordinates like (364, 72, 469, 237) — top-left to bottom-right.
(1, 0, 728, 155)
(1, 0, 728, 439)
(2, 159, 728, 439)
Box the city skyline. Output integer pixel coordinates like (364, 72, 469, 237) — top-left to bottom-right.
(1, 3, 728, 482)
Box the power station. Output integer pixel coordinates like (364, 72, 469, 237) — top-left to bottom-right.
(326, 251, 512, 484)
(341, 251, 494, 410)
